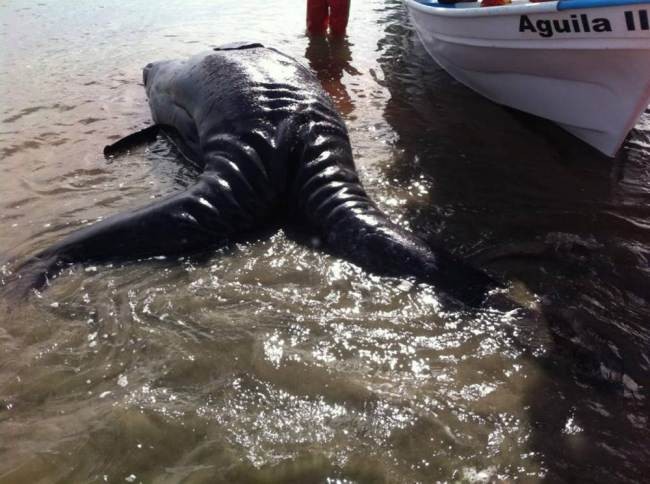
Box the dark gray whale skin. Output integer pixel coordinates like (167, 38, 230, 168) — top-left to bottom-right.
(10, 43, 498, 305)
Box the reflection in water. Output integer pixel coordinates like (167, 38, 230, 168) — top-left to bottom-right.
(304, 34, 359, 116)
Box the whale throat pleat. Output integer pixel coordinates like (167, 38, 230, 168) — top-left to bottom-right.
(202, 133, 277, 207)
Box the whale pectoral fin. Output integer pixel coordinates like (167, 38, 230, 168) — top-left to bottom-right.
(103, 124, 162, 158)
(2, 254, 60, 300)
(104, 123, 203, 171)
(290, 108, 499, 306)
(297, 165, 499, 305)
(324, 210, 499, 306)
(213, 42, 264, 51)
(11, 173, 253, 294)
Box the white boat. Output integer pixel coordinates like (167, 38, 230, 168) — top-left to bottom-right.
(404, 0, 650, 156)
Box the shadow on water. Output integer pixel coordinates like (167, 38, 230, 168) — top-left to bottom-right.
(376, 0, 650, 481)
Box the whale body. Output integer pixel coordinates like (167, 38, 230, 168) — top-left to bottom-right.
(10, 43, 498, 305)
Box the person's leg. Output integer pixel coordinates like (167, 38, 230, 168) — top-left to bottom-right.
(328, 0, 350, 37)
(307, 0, 329, 35)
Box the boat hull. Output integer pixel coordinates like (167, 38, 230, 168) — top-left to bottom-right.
(405, 0, 650, 155)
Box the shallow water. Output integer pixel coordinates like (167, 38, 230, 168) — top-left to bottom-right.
(1, 0, 649, 482)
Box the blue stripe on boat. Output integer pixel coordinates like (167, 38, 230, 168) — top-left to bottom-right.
(412, 0, 458, 7)
(558, 0, 650, 10)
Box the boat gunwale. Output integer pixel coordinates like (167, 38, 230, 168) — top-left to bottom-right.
(405, 0, 650, 17)
(406, 0, 563, 17)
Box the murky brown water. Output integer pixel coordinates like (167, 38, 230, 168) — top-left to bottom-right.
(1, 0, 649, 482)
